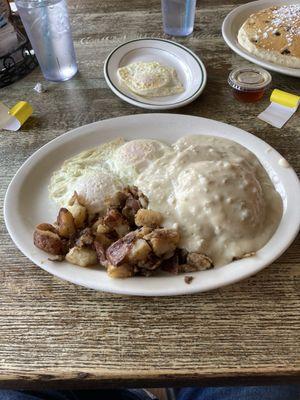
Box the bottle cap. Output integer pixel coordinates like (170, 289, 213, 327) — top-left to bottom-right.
(228, 67, 272, 92)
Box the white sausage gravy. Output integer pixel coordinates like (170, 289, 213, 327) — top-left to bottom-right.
(135, 135, 283, 266)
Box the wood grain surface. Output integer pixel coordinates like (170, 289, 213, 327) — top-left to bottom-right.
(0, 0, 299, 389)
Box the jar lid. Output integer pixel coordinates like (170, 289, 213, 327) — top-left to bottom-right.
(228, 67, 272, 92)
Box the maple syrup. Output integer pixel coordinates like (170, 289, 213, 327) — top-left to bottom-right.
(228, 67, 272, 103)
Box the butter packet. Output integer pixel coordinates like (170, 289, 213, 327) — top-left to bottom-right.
(0, 101, 32, 131)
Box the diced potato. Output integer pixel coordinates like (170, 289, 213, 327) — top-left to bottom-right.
(67, 191, 80, 206)
(186, 253, 214, 270)
(107, 264, 134, 279)
(91, 218, 107, 234)
(96, 223, 111, 234)
(105, 191, 127, 209)
(144, 228, 180, 257)
(76, 228, 94, 247)
(67, 201, 87, 228)
(66, 246, 97, 267)
(137, 191, 148, 209)
(36, 223, 57, 234)
(57, 208, 76, 238)
(136, 226, 153, 238)
(150, 238, 176, 257)
(33, 228, 65, 255)
(122, 198, 141, 225)
(114, 223, 130, 238)
(135, 209, 163, 228)
(104, 209, 130, 238)
(106, 232, 136, 266)
(95, 232, 113, 249)
(94, 240, 107, 266)
(127, 239, 152, 263)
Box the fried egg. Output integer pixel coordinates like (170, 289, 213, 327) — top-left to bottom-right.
(49, 138, 170, 213)
(48, 138, 124, 211)
(71, 170, 123, 214)
(117, 61, 184, 98)
(109, 139, 171, 182)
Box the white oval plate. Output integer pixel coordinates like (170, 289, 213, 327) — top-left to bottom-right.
(104, 38, 207, 110)
(222, 0, 300, 77)
(4, 114, 300, 296)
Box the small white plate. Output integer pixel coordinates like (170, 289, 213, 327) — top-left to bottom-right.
(104, 38, 207, 110)
(222, 0, 300, 78)
(4, 114, 300, 296)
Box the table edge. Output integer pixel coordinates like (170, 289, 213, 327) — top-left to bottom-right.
(0, 368, 299, 389)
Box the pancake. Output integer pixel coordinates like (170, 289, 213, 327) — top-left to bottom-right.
(238, 4, 300, 68)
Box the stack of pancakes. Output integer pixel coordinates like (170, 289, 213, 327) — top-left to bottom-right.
(238, 4, 300, 68)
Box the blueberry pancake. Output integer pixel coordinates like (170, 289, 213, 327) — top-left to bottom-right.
(238, 4, 300, 68)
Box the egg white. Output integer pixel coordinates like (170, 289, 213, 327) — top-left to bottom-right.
(48, 138, 124, 210)
(117, 61, 184, 98)
(48, 137, 171, 213)
(109, 139, 172, 183)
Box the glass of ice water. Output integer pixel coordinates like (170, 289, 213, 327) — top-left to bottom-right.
(15, 0, 77, 81)
(161, 0, 197, 36)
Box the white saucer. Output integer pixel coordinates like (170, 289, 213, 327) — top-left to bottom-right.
(104, 38, 207, 110)
(222, 0, 300, 78)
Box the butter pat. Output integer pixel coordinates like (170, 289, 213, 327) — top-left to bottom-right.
(0, 101, 32, 131)
(258, 89, 300, 128)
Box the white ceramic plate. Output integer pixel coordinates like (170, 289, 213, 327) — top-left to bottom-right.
(222, 0, 300, 77)
(104, 38, 207, 110)
(4, 114, 300, 296)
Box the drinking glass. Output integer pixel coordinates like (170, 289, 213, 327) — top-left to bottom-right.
(15, 0, 78, 81)
(161, 0, 197, 36)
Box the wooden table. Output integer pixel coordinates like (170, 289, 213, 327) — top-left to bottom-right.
(0, 0, 299, 390)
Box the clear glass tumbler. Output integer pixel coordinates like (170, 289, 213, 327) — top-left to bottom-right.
(161, 0, 196, 37)
(15, 0, 77, 81)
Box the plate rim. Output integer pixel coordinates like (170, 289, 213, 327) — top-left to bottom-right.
(103, 38, 207, 110)
(4, 113, 300, 296)
(221, 0, 300, 78)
